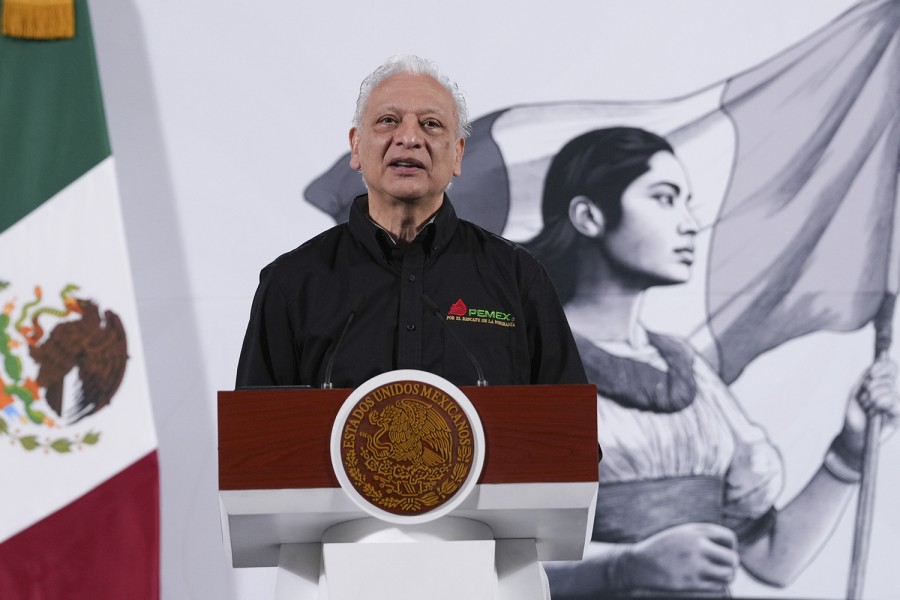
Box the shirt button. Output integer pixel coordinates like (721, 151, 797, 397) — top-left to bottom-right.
(406, 323, 416, 331)
(408, 274, 416, 282)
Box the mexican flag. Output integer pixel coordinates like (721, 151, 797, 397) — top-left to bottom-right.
(0, 0, 159, 597)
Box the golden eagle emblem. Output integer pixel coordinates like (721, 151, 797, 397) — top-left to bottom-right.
(340, 380, 475, 516)
(365, 398, 453, 493)
(0, 282, 127, 453)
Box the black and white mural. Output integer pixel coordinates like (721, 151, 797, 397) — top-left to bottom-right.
(304, 1, 900, 597)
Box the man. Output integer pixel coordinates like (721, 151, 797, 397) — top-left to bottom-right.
(236, 55, 585, 390)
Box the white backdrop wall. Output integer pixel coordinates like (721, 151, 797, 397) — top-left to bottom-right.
(86, 1, 897, 598)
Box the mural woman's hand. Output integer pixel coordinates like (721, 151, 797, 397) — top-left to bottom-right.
(623, 522, 738, 591)
(840, 359, 899, 457)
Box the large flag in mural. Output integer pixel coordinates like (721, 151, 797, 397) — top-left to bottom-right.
(0, 0, 159, 597)
(700, 0, 900, 384)
(306, 0, 900, 387)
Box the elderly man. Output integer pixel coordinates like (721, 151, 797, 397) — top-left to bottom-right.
(236, 55, 585, 390)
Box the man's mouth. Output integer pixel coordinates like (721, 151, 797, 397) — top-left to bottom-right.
(389, 158, 425, 169)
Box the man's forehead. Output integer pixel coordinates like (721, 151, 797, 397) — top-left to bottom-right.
(365, 73, 455, 114)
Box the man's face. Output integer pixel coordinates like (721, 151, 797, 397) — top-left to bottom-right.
(349, 72, 465, 208)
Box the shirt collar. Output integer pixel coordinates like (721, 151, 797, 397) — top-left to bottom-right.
(348, 193, 459, 262)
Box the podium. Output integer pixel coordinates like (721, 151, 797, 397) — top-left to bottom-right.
(218, 380, 598, 599)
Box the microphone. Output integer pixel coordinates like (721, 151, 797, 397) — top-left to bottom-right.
(421, 294, 487, 387)
(321, 303, 361, 389)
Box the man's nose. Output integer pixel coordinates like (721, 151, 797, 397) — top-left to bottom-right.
(395, 117, 422, 147)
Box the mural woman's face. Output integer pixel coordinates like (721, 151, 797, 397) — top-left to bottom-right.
(601, 151, 698, 286)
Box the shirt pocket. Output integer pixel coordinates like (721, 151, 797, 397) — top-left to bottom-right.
(441, 317, 519, 386)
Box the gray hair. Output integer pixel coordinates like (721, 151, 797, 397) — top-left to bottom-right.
(352, 54, 471, 140)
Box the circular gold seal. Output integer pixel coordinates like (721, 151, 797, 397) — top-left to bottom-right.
(336, 376, 478, 518)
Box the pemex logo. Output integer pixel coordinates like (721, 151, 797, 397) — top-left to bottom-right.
(1, 281, 128, 454)
(445, 298, 516, 329)
(448, 299, 467, 316)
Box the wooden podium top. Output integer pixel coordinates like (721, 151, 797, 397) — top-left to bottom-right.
(219, 384, 598, 491)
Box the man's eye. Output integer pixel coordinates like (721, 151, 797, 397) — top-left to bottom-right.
(422, 119, 442, 129)
(378, 116, 398, 125)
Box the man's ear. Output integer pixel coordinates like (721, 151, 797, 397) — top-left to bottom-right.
(452, 137, 465, 177)
(568, 196, 605, 238)
(349, 128, 361, 170)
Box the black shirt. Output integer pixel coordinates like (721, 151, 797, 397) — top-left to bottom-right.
(236, 195, 586, 389)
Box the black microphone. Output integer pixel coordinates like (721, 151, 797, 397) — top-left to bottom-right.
(321, 303, 361, 389)
(421, 294, 487, 387)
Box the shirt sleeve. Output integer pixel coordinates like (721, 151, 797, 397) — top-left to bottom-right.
(235, 264, 302, 388)
(523, 262, 588, 385)
(692, 358, 784, 524)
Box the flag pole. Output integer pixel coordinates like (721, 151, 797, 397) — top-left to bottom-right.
(847, 293, 895, 600)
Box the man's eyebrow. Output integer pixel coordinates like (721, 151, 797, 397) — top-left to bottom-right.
(375, 104, 447, 117)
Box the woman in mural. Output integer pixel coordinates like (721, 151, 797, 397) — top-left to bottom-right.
(528, 128, 899, 598)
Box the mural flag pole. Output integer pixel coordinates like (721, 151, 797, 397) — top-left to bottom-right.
(847, 293, 895, 600)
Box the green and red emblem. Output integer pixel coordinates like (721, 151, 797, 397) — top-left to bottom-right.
(0, 281, 128, 453)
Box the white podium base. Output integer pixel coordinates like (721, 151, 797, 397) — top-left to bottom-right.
(273, 518, 550, 600)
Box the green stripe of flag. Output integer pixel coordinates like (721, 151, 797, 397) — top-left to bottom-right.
(0, 0, 111, 235)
